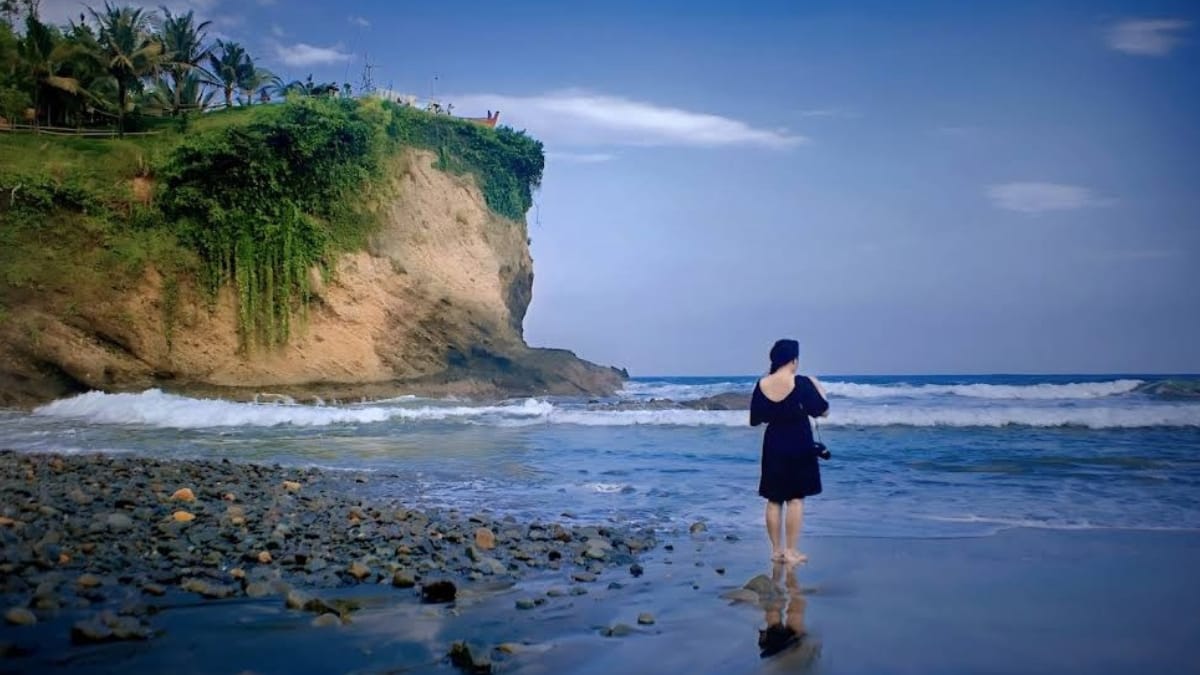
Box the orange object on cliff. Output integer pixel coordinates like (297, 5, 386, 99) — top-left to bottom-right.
(464, 110, 500, 128)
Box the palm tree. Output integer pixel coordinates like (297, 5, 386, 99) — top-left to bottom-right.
(156, 6, 210, 115)
(237, 57, 272, 106)
(17, 15, 83, 127)
(149, 70, 212, 114)
(206, 39, 249, 108)
(88, 2, 162, 135)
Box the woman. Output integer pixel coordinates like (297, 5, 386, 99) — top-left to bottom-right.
(751, 339, 829, 564)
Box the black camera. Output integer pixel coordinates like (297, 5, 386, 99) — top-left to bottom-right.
(813, 442, 831, 461)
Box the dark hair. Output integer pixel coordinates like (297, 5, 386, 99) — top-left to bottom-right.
(769, 339, 800, 374)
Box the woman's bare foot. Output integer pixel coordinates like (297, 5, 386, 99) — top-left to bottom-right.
(783, 549, 808, 565)
(771, 549, 786, 563)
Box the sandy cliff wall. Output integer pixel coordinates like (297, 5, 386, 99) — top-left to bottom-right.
(0, 149, 622, 406)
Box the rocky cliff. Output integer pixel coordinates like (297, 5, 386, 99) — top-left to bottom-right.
(0, 146, 623, 407)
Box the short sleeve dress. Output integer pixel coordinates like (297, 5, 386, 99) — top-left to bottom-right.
(751, 375, 830, 502)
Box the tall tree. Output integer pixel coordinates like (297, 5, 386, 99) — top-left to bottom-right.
(206, 39, 249, 108)
(88, 1, 162, 135)
(237, 57, 272, 106)
(17, 15, 82, 127)
(156, 6, 211, 115)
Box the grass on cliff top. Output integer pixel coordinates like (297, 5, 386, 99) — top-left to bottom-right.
(0, 98, 545, 350)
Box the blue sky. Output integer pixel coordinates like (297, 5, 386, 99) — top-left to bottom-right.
(44, 0, 1200, 375)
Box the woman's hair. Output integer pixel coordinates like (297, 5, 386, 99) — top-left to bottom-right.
(769, 339, 800, 374)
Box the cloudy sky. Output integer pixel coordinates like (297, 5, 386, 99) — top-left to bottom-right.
(42, 0, 1200, 375)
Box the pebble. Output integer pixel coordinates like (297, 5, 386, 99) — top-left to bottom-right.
(637, 612, 655, 625)
(689, 521, 707, 534)
(421, 580, 457, 604)
(172, 511, 195, 523)
(311, 613, 341, 627)
(601, 623, 635, 637)
(347, 561, 371, 581)
(630, 563, 644, 577)
(571, 572, 596, 583)
(474, 527, 496, 550)
(391, 570, 416, 588)
(4, 607, 36, 626)
(105, 513, 134, 532)
(170, 488, 196, 502)
(448, 640, 492, 673)
(77, 574, 102, 589)
(515, 598, 536, 610)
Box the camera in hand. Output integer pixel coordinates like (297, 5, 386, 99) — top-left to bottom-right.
(813, 441, 831, 460)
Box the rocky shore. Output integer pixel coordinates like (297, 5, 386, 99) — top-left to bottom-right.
(0, 451, 656, 667)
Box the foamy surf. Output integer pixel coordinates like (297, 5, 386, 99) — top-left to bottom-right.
(33, 389, 553, 430)
(30, 388, 1200, 430)
(623, 378, 1147, 401)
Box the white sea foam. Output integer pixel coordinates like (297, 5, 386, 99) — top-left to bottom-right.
(624, 378, 1145, 401)
(30, 388, 1200, 430)
(33, 389, 553, 429)
(823, 379, 1145, 400)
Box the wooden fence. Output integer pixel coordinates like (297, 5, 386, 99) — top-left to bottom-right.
(0, 123, 162, 138)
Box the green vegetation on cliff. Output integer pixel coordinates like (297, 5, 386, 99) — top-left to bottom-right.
(0, 97, 545, 348)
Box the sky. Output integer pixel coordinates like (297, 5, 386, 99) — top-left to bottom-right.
(41, 0, 1200, 376)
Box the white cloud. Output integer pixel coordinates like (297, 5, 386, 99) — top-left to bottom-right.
(272, 42, 353, 67)
(349, 15, 370, 28)
(1107, 19, 1191, 56)
(546, 151, 618, 164)
(987, 182, 1112, 214)
(448, 90, 805, 149)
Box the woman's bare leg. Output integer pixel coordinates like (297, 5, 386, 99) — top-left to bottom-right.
(765, 501, 783, 561)
(784, 499, 807, 564)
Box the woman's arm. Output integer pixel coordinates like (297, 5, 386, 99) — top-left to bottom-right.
(805, 376, 830, 418)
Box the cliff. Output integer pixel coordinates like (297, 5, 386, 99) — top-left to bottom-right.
(0, 101, 624, 406)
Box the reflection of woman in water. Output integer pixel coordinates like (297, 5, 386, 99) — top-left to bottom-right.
(759, 563, 815, 660)
(751, 339, 830, 564)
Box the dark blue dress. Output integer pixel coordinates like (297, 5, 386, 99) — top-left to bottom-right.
(751, 376, 830, 502)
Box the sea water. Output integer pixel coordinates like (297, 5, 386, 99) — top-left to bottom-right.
(3, 374, 1198, 540)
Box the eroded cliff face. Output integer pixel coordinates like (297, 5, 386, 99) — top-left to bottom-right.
(0, 150, 623, 406)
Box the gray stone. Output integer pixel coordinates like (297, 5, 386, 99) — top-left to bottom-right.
(630, 563, 644, 577)
(689, 521, 707, 534)
(637, 612, 655, 625)
(244, 581, 273, 598)
(571, 572, 596, 583)
(602, 623, 635, 637)
(70, 620, 112, 644)
(391, 569, 416, 588)
(105, 513, 134, 532)
(515, 598, 536, 610)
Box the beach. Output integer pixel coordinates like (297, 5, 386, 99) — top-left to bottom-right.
(2, 374, 1199, 672)
(1, 450, 1196, 674)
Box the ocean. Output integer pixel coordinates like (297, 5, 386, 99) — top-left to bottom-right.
(4, 373, 1198, 542)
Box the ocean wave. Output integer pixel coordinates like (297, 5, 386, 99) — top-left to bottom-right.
(623, 378, 1146, 402)
(33, 389, 553, 429)
(31, 389, 1200, 430)
(824, 379, 1145, 400)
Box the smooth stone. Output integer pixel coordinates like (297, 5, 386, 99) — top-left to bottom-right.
(720, 588, 760, 604)
(515, 598, 536, 610)
(170, 488, 196, 502)
(142, 583, 167, 597)
(70, 620, 113, 644)
(569, 586, 588, 596)
(347, 561, 371, 581)
(474, 527, 496, 550)
(421, 580, 457, 604)
(391, 570, 416, 588)
(448, 640, 492, 674)
(571, 572, 596, 583)
(244, 582, 273, 598)
(602, 623, 635, 637)
(105, 513, 133, 532)
(689, 522, 708, 534)
(4, 607, 36, 626)
(76, 574, 103, 589)
(311, 613, 341, 627)
(546, 587, 566, 597)
(637, 612, 655, 625)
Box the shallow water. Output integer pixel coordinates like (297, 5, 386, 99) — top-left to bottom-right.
(4, 374, 1199, 540)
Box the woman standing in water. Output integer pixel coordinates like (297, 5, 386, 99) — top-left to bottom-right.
(751, 339, 830, 564)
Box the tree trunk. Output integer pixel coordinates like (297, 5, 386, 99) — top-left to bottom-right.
(224, 85, 233, 108)
(173, 72, 182, 116)
(117, 79, 126, 137)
